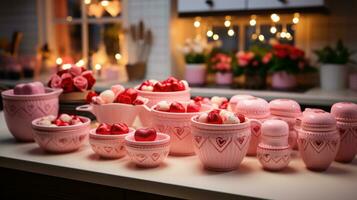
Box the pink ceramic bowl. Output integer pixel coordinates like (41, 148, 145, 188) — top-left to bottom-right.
(89, 128, 135, 159)
(2, 88, 62, 142)
(151, 103, 212, 155)
(229, 94, 254, 113)
(31, 116, 90, 153)
(135, 87, 191, 126)
(331, 102, 357, 163)
(257, 144, 291, 171)
(190, 116, 251, 171)
(236, 97, 270, 156)
(125, 133, 170, 168)
(76, 101, 147, 126)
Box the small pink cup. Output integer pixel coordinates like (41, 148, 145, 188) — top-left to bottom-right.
(269, 99, 302, 149)
(135, 87, 191, 127)
(150, 103, 211, 155)
(236, 97, 270, 156)
(32, 116, 90, 153)
(190, 116, 251, 171)
(2, 88, 62, 142)
(331, 102, 357, 163)
(125, 133, 170, 168)
(229, 94, 255, 113)
(89, 128, 135, 159)
(297, 109, 340, 171)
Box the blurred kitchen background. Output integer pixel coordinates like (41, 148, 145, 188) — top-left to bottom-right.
(0, 0, 356, 103)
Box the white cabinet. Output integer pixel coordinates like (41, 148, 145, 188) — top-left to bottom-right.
(178, 0, 246, 13)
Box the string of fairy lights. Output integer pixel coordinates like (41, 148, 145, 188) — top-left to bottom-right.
(193, 13, 300, 42)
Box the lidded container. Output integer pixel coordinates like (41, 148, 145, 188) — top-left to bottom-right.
(236, 97, 270, 156)
(229, 94, 254, 113)
(331, 102, 357, 163)
(257, 119, 291, 171)
(297, 109, 340, 171)
(269, 99, 302, 149)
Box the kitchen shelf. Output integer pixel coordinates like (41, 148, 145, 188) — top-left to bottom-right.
(0, 112, 356, 200)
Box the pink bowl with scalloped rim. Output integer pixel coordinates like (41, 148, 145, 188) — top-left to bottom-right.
(2, 88, 62, 142)
(151, 103, 212, 155)
(297, 109, 340, 171)
(125, 133, 170, 168)
(190, 116, 251, 171)
(32, 116, 90, 153)
(257, 144, 291, 171)
(331, 102, 357, 163)
(236, 97, 270, 156)
(89, 128, 135, 159)
(135, 87, 191, 127)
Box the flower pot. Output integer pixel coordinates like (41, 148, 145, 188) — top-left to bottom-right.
(215, 72, 232, 85)
(245, 72, 266, 89)
(271, 71, 297, 90)
(320, 64, 347, 91)
(185, 63, 206, 85)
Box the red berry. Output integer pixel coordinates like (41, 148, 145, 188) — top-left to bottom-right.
(163, 83, 172, 92)
(116, 94, 132, 104)
(207, 110, 223, 124)
(187, 102, 201, 112)
(236, 114, 246, 123)
(134, 128, 157, 141)
(219, 101, 229, 109)
(110, 123, 129, 135)
(96, 123, 111, 135)
(86, 91, 98, 103)
(193, 96, 203, 102)
(171, 81, 185, 91)
(163, 76, 178, 84)
(138, 80, 152, 90)
(153, 82, 165, 92)
(169, 102, 186, 113)
(122, 88, 138, 102)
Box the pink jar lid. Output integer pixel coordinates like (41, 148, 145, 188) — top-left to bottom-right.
(261, 119, 289, 146)
(229, 94, 255, 105)
(269, 99, 301, 118)
(331, 102, 357, 123)
(236, 97, 270, 119)
(301, 109, 337, 132)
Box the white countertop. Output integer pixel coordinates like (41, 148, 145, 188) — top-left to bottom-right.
(0, 112, 356, 200)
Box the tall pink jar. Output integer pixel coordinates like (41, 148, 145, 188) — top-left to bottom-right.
(2, 88, 62, 142)
(236, 97, 270, 156)
(297, 109, 340, 171)
(190, 115, 251, 171)
(331, 102, 357, 163)
(269, 99, 302, 149)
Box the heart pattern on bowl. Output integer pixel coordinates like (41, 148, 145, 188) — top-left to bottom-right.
(209, 136, 232, 152)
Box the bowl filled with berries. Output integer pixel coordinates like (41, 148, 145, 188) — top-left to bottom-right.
(31, 114, 90, 153)
(89, 123, 135, 159)
(76, 85, 148, 126)
(190, 109, 251, 171)
(150, 100, 211, 155)
(125, 128, 170, 168)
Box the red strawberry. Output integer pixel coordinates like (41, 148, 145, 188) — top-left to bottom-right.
(134, 128, 157, 141)
(96, 123, 111, 135)
(163, 76, 178, 84)
(116, 94, 132, 104)
(171, 81, 185, 91)
(193, 96, 203, 102)
(122, 88, 138, 102)
(236, 114, 246, 123)
(163, 83, 172, 92)
(153, 82, 165, 92)
(138, 80, 152, 90)
(86, 91, 98, 103)
(219, 101, 229, 109)
(169, 102, 186, 113)
(187, 102, 201, 112)
(207, 110, 223, 124)
(110, 123, 129, 135)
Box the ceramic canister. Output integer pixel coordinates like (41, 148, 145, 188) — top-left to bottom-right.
(229, 94, 255, 113)
(236, 97, 270, 156)
(297, 109, 340, 171)
(331, 102, 357, 163)
(269, 99, 302, 149)
(257, 119, 291, 171)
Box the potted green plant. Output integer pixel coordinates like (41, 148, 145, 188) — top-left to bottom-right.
(314, 40, 354, 90)
(269, 44, 305, 90)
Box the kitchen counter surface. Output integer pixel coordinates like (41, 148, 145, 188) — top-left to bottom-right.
(0, 113, 356, 200)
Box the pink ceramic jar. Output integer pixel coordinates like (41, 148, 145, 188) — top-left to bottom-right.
(190, 115, 251, 172)
(236, 97, 270, 156)
(257, 119, 291, 171)
(269, 99, 302, 149)
(297, 109, 340, 171)
(228, 94, 254, 113)
(2, 88, 62, 142)
(331, 102, 357, 163)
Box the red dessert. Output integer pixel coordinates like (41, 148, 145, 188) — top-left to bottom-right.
(96, 123, 129, 135)
(187, 101, 201, 113)
(169, 102, 186, 113)
(207, 110, 224, 124)
(96, 123, 112, 135)
(134, 128, 157, 141)
(155, 101, 202, 113)
(138, 76, 188, 92)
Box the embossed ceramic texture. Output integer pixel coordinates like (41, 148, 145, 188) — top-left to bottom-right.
(135, 87, 191, 127)
(2, 88, 62, 142)
(125, 133, 170, 168)
(89, 128, 135, 159)
(257, 144, 291, 171)
(331, 102, 357, 163)
(297, 110, 340, 171)
(236, 97, 270, 156)
(190, 116, 251, 171)
(32, 116, 90, 153)
(269, 99, 302, 149)
(151, 103, 211, 155)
